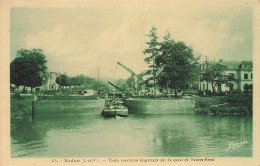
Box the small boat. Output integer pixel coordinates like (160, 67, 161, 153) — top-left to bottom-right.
(102, 101, 128, 117)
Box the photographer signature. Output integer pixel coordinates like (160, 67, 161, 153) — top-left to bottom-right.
(225, 140, 248, 151)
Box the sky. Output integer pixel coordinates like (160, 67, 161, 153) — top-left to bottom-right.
(10, 2, 252, 79)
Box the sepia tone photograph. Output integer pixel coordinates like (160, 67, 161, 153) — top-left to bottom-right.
(1, 0, 260, 165)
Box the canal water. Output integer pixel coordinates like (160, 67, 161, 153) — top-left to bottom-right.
(11, 113, 252, 157)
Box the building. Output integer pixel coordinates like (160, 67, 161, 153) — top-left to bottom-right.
(40, 72, 59, 91)
(199, 60, 253, 92)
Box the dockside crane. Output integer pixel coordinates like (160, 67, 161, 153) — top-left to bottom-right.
(116, 61, 144, 95)
(116, 62, 143, 80)
(108, 81, 126, 94)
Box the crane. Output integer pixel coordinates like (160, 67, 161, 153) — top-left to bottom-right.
(117, 62, 143, 81)
(108, 81, 126, 94)
(117, 61, 145, 95)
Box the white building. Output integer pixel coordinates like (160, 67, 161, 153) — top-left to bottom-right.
(40, 72, 59, 91)
(199, 61, 253, 92)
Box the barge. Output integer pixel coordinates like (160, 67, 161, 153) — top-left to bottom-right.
(102, 101, 128, 117)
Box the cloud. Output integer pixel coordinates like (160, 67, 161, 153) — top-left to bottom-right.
(26, 26, 98, 76)
(25, 22, 146, 79)
(175, 19, 231, 60)
(23, 6, 251, 78)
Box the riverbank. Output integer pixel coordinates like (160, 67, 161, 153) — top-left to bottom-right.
(11, 93, 104, 117)
(125, 98, 195, 114)
(11, 93, 253, 117)
(194, 94, 252, 115)
(33, 99, 105, 114)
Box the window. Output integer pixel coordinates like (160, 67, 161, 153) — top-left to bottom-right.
(251, 73, 253, 79)
(244, 73, 248, 79)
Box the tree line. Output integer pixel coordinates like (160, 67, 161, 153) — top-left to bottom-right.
(143, 27, 236, 96)
(10, 49, 109, 92)
(55, 73, 109, 91)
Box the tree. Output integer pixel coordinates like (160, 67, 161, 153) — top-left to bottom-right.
(201, 60, 235, 94)
(155, 32, 200, 97)
(10, 57, 27, 89)
(56, 74, 69, 88)
(77, 74, 86, 87)
(10, 49, 47, 92)
(244, 83, 253, 95)
(67, 74, 96, 89)
(143, 27, 160, 95)
(69, 76, 79, 87)
(92, 80, 109, 92)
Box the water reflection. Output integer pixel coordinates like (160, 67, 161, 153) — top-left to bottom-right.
(153, 115, 252, 157)
(11, 114, 252, 157)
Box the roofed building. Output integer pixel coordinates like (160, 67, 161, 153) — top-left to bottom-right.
(199, 60, 253, 92)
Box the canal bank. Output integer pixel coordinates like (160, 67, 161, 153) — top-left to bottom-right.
(11, 93, 196, 116)
(11, 93, 252, 116)
(125, 98, 195, 114)
(33, 99, 105, 115)
(11, 94, 105, 116)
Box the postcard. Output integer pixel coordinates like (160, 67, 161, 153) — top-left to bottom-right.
(0, 0, 260, 165)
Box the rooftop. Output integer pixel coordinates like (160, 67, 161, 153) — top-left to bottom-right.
(202, 60, 253, 70)
(219, 61, 242, 70)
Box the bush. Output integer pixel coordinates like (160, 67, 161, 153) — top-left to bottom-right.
(13, 92, 24, 99)
(195, 94, 252, 115)
(215, 91, 226, 96)
(198, 91, 204, 96)
(195, 96, 225, 109)
(205, 90, 213, 96)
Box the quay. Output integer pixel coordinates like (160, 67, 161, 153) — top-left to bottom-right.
(32, 99, 105, 115)
(125, 98, 195, 115)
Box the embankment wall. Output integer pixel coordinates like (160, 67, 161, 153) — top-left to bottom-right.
(33, 99, 105, 114)
(125, 98, 195, 114)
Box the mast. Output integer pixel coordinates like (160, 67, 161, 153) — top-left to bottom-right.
(97, 68, 99, 90)
(206, 56, 208, 70)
